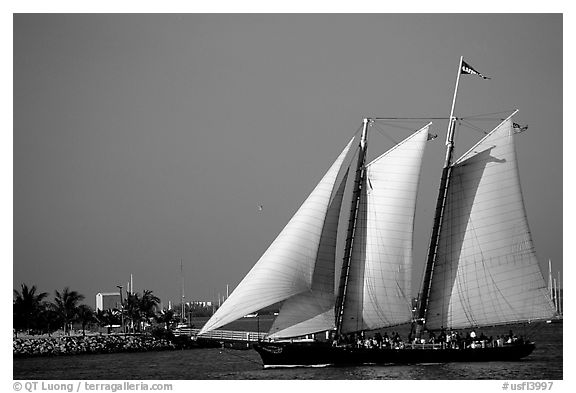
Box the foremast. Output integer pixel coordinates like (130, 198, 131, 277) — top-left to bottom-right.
(416, 56, 463, 337)
(335, 117, 370, 337)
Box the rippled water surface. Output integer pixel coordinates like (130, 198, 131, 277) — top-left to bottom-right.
(13, 323, 562, 380)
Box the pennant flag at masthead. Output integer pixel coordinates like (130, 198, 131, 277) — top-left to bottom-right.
(461, 60, 491, 79)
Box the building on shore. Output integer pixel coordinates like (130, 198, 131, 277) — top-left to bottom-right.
(95, 292, 121, 311)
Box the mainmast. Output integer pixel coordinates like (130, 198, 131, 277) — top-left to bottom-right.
(181, 259, 185, 324)
(548, 259, 554, 301)
(335, 117, 370, 337)
(416, 56, 463, 335)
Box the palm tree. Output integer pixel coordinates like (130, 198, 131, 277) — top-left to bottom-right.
(96, 309, 120, 334)
(76, 304, 96, 336)
(139, 290, 160, 329)
(119, 290, 161, 333)
(13, 284, 48, 335)
(155, 309, 176, 331)
(37, 305, 62, 337)
(53, 287, 85, 335)
(125, 292, 142, 333)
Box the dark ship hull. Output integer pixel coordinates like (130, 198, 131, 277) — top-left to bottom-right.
(253, 341, 535, 368)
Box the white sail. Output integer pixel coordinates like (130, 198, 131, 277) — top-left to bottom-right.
(268, 169, 349, 338)
(341, 124, 430, 333)
(425, 117, 556, 330)
(199, 137, 355, 335)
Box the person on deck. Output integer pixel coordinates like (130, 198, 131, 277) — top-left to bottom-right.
(383, 332, 390, 348)
(445, 331, 452, 349)
(507, 330, 514, 344)
(374, 332, 383, 348)
(438, 329, 446, 348)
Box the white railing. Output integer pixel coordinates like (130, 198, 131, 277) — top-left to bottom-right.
(175, 328, 267, 342)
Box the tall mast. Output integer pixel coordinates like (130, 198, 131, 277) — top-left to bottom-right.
(180, 259, 185, 323)
(552, 278, 558, 312)
(557, 270, 562, 315)
(548, 259, 554, 300)
(335, 117, 370, 337)
(416, 56, 463, 334)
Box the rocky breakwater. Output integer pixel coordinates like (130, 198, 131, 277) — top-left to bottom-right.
(13, 335, 179, 357)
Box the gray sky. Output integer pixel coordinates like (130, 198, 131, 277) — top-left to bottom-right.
(13, 14, 562, 307)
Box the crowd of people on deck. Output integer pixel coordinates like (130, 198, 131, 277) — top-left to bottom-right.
(332, 328, 526, 350)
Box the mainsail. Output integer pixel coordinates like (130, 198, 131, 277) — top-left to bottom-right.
(199, 137, 355, 335)
(425, 116, 556, 330)
(341, 124, 430, 333)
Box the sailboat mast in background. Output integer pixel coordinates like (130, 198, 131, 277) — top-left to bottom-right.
(557, 271, 562, 315)
(180, 259, 185, 323)
(548, 259, 553, 300)
(547, 260, 562, 316)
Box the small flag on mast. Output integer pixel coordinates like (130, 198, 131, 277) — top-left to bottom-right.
(461, 60, 491, 79)
(513, 122, 528, 134)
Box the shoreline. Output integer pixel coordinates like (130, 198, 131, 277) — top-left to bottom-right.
(13, 333, 213, 358)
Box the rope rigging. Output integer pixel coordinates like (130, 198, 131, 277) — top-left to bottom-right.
(368, 109, 526, 144)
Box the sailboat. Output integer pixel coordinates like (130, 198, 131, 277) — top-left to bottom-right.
(546, 260, 563, 324)
(198, 57, 558, 368)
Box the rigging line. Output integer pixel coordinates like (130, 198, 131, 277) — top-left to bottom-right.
(341, 124, 365, 169)
(373, 117, 450, 120)
(370, 122, 400, 145)
(459, 110, 516, 119)
(459, 118, 508, 121)
(372, 120, 431, 131)
(458, 119, 490, 136)
(372, 111, 513, 121)
(349, 123, 364, 139)
(372, 110, 514, 121)
(374, 121, 426, 133)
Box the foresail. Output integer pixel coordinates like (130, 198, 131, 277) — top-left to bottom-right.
(341, 124, 430, 333)
(199, 137, 355, 335)
(425, 117, 556, 330)
(268, 169, 349, 339)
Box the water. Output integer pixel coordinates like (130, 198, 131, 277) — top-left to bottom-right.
(13, 323, 562, 380)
